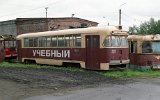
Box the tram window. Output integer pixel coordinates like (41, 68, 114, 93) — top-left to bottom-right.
(4, 41, 9, 48)
(64, 35, 67, 47)
(73, 35, 76, 46)
(51, 36, 57, 47)
(110, 36, 128, 47)
(24, 38, 29, 47)
(130, 41, 137, 53)
(9, 41, 11, 47)
(13, 41, 16, 47)
(103, 36, 128, 47)
(70, 35, 74, 47)
(75, 34, 81, 47)
(58, 35, 65, 47)
(121, 37, 128, 46)
(103, 36, 110, 47)
(29, 38, 34, 47)
(0, 41, 3, 47)
(65, 35, 72, 47)
(152, 41, 160, 53)
(33, 38, 38, 47)
(10, 41, 15, 47)
(46, 37, 51, 47)
(142, 41, 152, 53)
(39, 37, 47, 47)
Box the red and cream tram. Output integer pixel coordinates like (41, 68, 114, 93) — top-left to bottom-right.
(17, 26, 129, 70)
(2, 35, 17, 60)
(0, 37, 5, 61)
(128, 34, 160, 70)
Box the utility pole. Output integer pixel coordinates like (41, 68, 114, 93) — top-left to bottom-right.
(72, 14, 74, 17)
(119, 3, 126, 26)
(119, 9, 121, 26)
(45, 7, 48, 18)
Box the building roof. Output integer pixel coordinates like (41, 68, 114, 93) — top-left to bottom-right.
(0, 17, 98, 24)
(17, 17, 98, 24)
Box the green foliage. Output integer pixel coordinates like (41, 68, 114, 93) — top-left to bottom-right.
(129, 18, 160, 34)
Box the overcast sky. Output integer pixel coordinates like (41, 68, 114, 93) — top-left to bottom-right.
(0, 0, 160, 29)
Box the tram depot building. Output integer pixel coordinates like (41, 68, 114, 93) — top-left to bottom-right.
(0, 17, 98, 36)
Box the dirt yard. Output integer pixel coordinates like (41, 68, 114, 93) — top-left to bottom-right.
(0, 67, 132, 100)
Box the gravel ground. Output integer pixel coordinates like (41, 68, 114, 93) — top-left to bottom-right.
(0, 67, 133, 100)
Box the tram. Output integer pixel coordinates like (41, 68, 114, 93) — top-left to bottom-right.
(2, 35, 17, 60)
(0, 37, 5, 61)
(17, 26, 129, 70)
(128, 34, 160, 70)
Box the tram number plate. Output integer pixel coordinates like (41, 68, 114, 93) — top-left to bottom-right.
(111, 49, 116, 54)
(152, 65, 160, 69)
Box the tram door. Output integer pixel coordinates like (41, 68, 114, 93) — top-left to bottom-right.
(85, 35, 100, 70)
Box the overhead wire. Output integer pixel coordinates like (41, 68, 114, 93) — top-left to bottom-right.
(0, 0, 64, 18)
(121, 12, 143, 25)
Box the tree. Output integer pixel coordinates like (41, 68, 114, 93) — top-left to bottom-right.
(129, 18, 160, 35)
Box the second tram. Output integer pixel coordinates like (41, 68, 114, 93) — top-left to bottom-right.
(2, 35, 17, 60)
(128, 34, 160, 70)
(0, 37, 5, 61)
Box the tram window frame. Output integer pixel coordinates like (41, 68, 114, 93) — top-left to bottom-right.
(33, 37, 38, 47)
(103, 36, 110, 47)
(5, 40, 16, 48)
(4, 41, 9, 48)
(70, 35, 74, 47)
(13, 41, 16, 47)
(65, 34, 72, 47)
(38, 37, 47, 47)
(28, 38, 34, 47)
(103, 35, 128, 47)
(24, 38, 29, 47)
(64, 34, 81, 47)
(51, 36, 58, 47)
(46, 36, 51, 47)
(74, 34, 81, 47)
(130, 41, 137, 53)
(58, 35, 65, 47)
(142, 41, 152, 53)
(64, 35, 67, 47)
(24, 34, 82, 48)
(151, 41, 160, 53)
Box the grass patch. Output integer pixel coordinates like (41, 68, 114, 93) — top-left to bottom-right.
(99, 69, 160, 78)
(0, 61, 86, 72)
(1, 62, 160, 78)
(0, 61, 51, 69)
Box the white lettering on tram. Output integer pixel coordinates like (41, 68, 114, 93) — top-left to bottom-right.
(33, 50, 70, 58)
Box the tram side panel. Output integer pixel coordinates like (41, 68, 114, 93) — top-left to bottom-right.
(21, 48, 86, 65)
(19, 45, 129, 70)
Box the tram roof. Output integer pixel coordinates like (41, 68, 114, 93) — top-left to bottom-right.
(16, 26, 127, 39)
(0, 35, 16, 41)
(128, 34, 160, 41)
